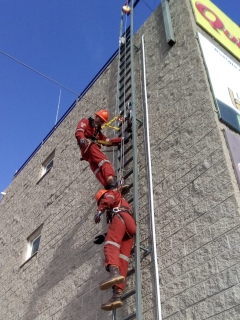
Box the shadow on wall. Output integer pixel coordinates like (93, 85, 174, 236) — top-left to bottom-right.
(22, 200, 106, 320)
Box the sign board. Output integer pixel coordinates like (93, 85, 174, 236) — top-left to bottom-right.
(224, 129, 240, 190)
(198, 33, 240, 133)
(191, 0, 240, 61)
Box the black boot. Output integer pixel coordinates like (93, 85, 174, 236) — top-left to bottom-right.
(106, 176, 118, 190)
(99, 265, 125, 290)
(119, 184, 131, 195)
(101, 287, 123, 311)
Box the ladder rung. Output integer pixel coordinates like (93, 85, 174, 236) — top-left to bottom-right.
(121, 312, 136, 320)
(121, 38, 130, 47)
(124, 26, 130, 35)
(122, 169, 133, 180)
(120, 58, 131, 71)
(123, 134, 132, 144)
(119, 71, 131, 84)
(118, 145, 132, 157)
(122, 289, 135, 300)
(128, 197, 133, 204)
(120, 62, 131, 76)
(121, 26, 130, 37)
(120, 51, 131, 63)
(126, 265, 135, 277)
(119, 77, 131, 92)
(120, 47, 131, 61)
(120, 40, 130, 52)
(119, 95, 132, 109)
(122, 157, 133, 168)
(119, 85, 131, 100)
(120, 36, 130, 49)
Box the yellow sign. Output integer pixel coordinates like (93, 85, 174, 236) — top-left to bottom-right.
(191, 0, 240, 61)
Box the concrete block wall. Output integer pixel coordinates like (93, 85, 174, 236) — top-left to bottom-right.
(1, 0, 240, 319)
(132, 0, 240, 319)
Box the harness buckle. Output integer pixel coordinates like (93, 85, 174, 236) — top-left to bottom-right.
(113, 207, 121, 213)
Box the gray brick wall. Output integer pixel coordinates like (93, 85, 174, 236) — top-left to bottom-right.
(0, 0, 240, 319)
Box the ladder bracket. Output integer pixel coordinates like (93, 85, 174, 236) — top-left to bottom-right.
(133, 45, 140, 52)
(136, 118, 143, 126)
(140, 246, 152, 256)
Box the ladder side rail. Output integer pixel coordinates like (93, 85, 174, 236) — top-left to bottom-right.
(130, 1, 142, 319)
(116, 10, 125, 177)
(141, 35, 162, 320)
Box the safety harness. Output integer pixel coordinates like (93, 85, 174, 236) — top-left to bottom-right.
(79, 117, 102, 162)
(108, 201, 134, 239)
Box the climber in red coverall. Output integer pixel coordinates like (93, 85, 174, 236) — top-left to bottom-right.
(75, 109, 122, 189)
(94, 188, 136, 311)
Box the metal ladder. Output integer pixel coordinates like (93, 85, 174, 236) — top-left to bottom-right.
(112, 1, 149, 319)
(111, 0, 175, 318)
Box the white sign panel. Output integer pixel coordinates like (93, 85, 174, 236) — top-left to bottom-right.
(198, 33, 240, 133)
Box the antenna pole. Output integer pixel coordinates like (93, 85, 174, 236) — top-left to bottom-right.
(55, 89, 62, 125)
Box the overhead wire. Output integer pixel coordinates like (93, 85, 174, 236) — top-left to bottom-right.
(0, 0, 154, 124)
(0, 49, 79, 96)
(140, 0, 154, 12)
(0, 48, 116, 115)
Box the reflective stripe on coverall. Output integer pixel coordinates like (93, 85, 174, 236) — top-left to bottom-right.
(97, 190, 136, 291)
(75, 118, 121, 187)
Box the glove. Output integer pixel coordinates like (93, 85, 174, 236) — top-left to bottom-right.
(93, 233, 106, 245)
(79, 139, 87, 147)
(94, 211, 102, 223)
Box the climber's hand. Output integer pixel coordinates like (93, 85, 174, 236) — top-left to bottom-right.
(94, 211, 102, 224)
(93, 234, 106, 244)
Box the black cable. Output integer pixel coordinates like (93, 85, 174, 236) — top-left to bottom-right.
(0, 49, 79, 96)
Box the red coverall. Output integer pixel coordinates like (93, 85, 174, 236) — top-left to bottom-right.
(75, 117, 121, 187)
(97, 190, 136, 291)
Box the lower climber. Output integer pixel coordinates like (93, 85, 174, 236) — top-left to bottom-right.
(75, 109, 123, 190)
(94, 188, 136, 311)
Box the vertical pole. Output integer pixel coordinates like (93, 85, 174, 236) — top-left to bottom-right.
(130, 1, 142, 320)
(116, 11, 124, 177)
(142, 35, 162, 320)
(162, 0, 176, 45)
(55, 89, 61, 125)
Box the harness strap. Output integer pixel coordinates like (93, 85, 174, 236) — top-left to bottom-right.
(118, 206, 133, 216)
(115, 213, 133, 239)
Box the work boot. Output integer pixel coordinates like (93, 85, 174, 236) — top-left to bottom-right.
(106, 176, 118, 190)
(101, 286, 123, 311)
(119, 184, 131, 196)
(99, 265, 125, 290)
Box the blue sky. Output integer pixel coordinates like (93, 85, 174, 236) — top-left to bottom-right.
(0, 0, 239, 195)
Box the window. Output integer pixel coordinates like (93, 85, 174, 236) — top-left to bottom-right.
(43, 158, 54, 174)
(25, 224, 43, 261)
(40, 150, 55, 178)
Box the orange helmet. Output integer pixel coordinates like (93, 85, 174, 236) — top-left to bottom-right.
(95, 109, 109, 123)
(95, 189, 108, 204)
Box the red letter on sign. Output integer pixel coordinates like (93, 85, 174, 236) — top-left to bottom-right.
(224, 29, 237, 44)
(195, 2, 224, 32)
